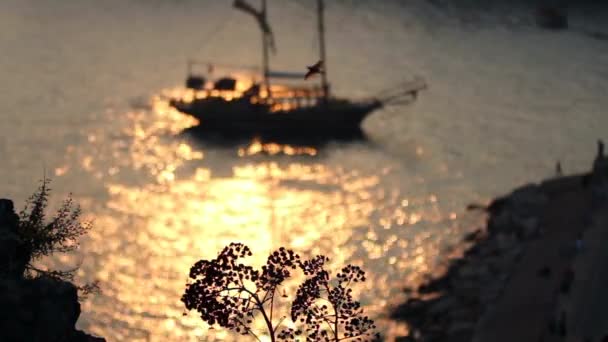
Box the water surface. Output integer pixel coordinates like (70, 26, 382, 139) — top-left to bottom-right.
(1, 1, 607, 341)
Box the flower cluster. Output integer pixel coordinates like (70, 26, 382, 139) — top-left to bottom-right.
(182, 244, 379, 341)
(182, 243, 259, 335)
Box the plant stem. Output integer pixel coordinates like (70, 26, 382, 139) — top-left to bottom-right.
(324, 283, 340, 342)
(221, 287, 276, 341)
(270, 289, 275, 322)
(258, 298, 276, 342)
(247, 289, 275, 342)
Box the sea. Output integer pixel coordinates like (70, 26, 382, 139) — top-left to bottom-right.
(1, 0, 607, 341)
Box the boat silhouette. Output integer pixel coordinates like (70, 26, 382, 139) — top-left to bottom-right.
(170, 0, 427, 140)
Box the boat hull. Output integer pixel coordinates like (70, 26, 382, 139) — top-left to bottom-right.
(171, 97, 382, 138)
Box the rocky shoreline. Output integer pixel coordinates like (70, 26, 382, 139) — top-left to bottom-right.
(0, 199, 105, 342)
(392, 141, 608, 342)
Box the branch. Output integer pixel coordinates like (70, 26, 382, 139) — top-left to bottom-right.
(338, 332, 375, 342)
(235, 286, 274, 342)
(314, 304, 336, 337)
(324, 283, 341, 341)
(238, 319, 262, 342)
(272, 316, 287, 334)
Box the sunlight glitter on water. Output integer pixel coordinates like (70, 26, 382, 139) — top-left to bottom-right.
(41, 91, 483, 341)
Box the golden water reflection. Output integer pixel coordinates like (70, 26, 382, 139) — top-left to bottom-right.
(237, 139, 317, 157)
(49, 91, 481, 341)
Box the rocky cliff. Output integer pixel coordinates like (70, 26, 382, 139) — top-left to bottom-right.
(0, 198, 105, 342)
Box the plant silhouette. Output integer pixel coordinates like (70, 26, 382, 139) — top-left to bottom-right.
(182, 243, 379, 341)
(16, 178, 99, 298)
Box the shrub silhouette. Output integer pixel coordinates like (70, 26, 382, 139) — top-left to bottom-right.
(17, 179, 99, 297)
(182, 243, 379, 341)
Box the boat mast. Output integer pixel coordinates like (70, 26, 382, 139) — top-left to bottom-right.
(317, 0, 329, 101)
(262, 0, 271, 98)
(233, 0, 273, 98)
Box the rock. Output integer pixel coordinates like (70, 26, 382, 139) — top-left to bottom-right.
(457, 265, 477, 279)
(390, 172, 566, 342)
(495, 233, 516, 252)
(591, 182, 608, 202)
(391, 298, 428, 322)
(541, 175, 587, 198)
(0, 199, 19, 227)
(418, 276, 450, 295)
(464, 244, 482, 258)
(0, 197, 105, 342)
(535, 7, 568, 30)
(513, 216, 540, 240)
(487, 194, 543, 235)
(487, 210, 512, 234)
(428, 296, 458, 315)
(484, 251, 519, 282)
(510, 183, 539, 198)
(451, 279, 480, 303)
(485, 255, 505, 274)
(0, 199, 27, 277)
(473, 262, 490, 277)
(0, 277, 105, 342)
(463, 229, 483, 242)
(478, 242, 500, 258)
(447, 330, 474, 342)
(448, 308, 479, 322)
(509, 186, 547, 217)
(479, 284, 503, 306)
(486, 197, 508, 215)
(447, 321, 475, 335)
(503, 245, 523, 263)
(0, 228, 20, 275)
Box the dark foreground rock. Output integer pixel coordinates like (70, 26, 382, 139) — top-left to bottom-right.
(0, 198, 105, 342)
(0, 277, 104, 342)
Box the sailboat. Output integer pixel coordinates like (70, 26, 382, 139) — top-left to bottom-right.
(170, 0, 426, 139)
